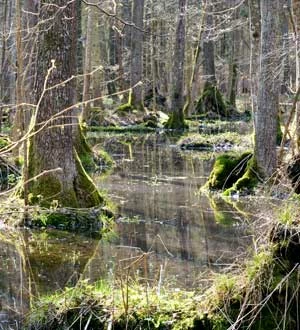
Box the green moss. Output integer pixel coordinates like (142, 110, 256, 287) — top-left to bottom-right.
(73, 150, 103, 208)
(25, 221, 300, 330)
(27, 138, 103, 208)
(26, 281, 204, 330)
(206, 152, 252, 190)
(28, 173, 71, 208)
(0, 136, 9, 149)
(277, 116, 283, 146)
(117, 89, 135, 112)
(223, 157, 259, 196)
(196, 83, 228, 118)
(88, 125, 156, 133)
(164, 112, 188, 130)
(117, 102, 134, 112)
(29, 207, 113, 235)
(75, 128, 97, 172)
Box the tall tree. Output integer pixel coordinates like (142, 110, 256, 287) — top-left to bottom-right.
(81, 4, 93, 123)
(249, 0, 261, 115)
(195, 1, 227, 118)
(27, 1, 101, 208)
(130, 0, 145, 111)
(293, 0, 300, 149)
(254, 0, 280, 178)
(0, 0, 9, 132)
(165, 0, 187, 129)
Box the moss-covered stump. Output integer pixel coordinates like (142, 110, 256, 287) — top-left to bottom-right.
(25, 206, 114, 236)
(164, 112, 188, 130)
(223, 157, 260, 196)
(206, 152, 252, 190)
(196, 83, 228, 118)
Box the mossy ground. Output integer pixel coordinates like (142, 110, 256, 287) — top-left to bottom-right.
(179, 131, 252, 151)
(25, 205, 114, 236)
(25, 218, 300, 330)
(88, 125, 157, 133)
(26, 281, 203, 330)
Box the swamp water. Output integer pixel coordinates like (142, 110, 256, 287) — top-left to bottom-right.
(1, 133, 256, 329)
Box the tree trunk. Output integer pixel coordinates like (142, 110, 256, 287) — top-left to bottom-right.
(0, 0, 8, 131)
(195, 1, 227, 118)
(184, 2, 207, 115)
(203, 4, 216, 87)
(130, 0, 144, 111)
(81, 4, 93, 123)
(254, 0, 280, 178)
(27, 1, 102, 208)
(280, 2, 290, 94)
(165, 0, 187, 129)
(227, 5, 241, 109)
(293, 0, 300, 149)
(248, 0, 261, 115)
(13, 0, 25, 157)
(106, 24, 119, 101)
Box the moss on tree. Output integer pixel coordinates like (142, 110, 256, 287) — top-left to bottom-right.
(164, 112, 188, 130)
(196, 82, 228, 118)
(206, 152, 252, 190)
(73, 150, 103, 207)
(27, 139, 103, 208)
(75, 128, 97, 172)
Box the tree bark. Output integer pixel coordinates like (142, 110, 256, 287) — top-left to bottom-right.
(27, 1, 101, 208)
(0, 0, 9, 132)
(130, 0, 144, 110)
(202, 2, 216, 87)
(254, 0, 281, 178)
(165, 0, 187, 129)
(248, 0, 261, 115)
(293, 0, 300, 149)
(81, 4, 93, 123)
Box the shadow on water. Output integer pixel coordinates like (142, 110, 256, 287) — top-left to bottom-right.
(0, 132, 255, 329)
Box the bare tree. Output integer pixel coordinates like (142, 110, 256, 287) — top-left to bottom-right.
(165, 0, 187, 129)
(130, 0, 145, 111)
(27, 1, 102, 208)
(254, 0, 281, 178)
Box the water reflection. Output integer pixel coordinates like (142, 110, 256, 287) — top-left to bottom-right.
(0, 133, 254, 329)
(93, 133, 253, 282)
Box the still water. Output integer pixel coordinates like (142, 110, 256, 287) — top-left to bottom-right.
(0, 133, 254, 329)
